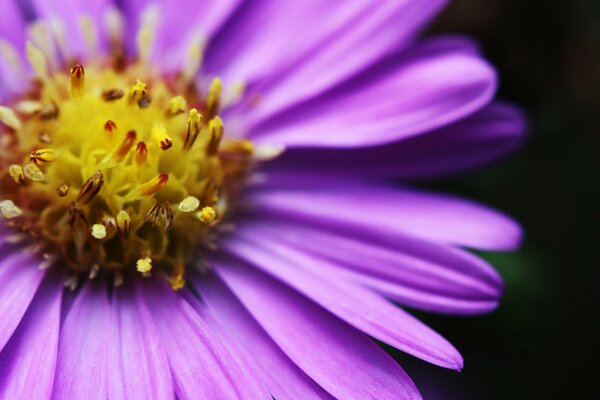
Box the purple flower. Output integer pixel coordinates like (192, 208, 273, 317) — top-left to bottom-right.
(0, 1, 525, 399)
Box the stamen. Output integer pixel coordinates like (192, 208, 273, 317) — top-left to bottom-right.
(128, 173, 169, 201)
(134, 141, 148, 168)
(205, 77, 222, 118)
(25, 41, 49, 82)
(69, 65, 86, 98)
(178, 196, 200, 212)
(57, 184, 70, 197)
(136, 6, 159, 63)
(48, 18, 70, 61)
(183, 32, 205, 81)
(28, 22, 58, 70)
(8, 165, 25, 184)
(0, 200, 23, 219)
(30, 148, 56, 165)
(136, 257, 153, 273)
(91, 224, 107, 239)
(151, 123, 172, 150)
(104, 120, 117, 136)
(167, 96, 186, 116)
(78, 15, 98, 56)
(0, 106, 22, 130)
(112, 130, 137, 162)
(77, 171, 104, 205)
(197, 206, 216, 223)
(169, 261, 185, 290)
(104, 7, 124, 46)
(129, 80, 148, 106)
(146, 201, 173, 230)
(39, 103, 60, 120)
(183, 108, 203, 150)
(206, 116, 223, 156)
(102, 88, 125, 101)
(23, 163, 45, 181)
(117, 210, 131, 237)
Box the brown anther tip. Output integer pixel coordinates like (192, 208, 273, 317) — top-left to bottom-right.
(76, 171, 104, 205)
(126, 130, 137, 140)
(160, 139, 172, 151)
(104, 120, 117, 133)
(134, 141, 149, 167)
(57, 184, 69, 197)
(70, 64, 85, 78)
(157, 173, 169, 185)
(102, 88, 125, 101)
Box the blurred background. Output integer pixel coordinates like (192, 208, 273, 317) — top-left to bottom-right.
(391, 1, 599, 398)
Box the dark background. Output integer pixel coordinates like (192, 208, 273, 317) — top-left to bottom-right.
(392, 1, 599, 398)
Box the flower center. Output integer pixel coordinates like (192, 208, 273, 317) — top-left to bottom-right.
(0, 14, 256, 290)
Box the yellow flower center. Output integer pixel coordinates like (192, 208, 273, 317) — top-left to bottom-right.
(0, 13, 260, 289)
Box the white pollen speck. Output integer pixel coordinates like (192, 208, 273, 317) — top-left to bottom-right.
(0, 200, 22, 219)
(91, 224, 107, 239)
(178, 196, 200, 212)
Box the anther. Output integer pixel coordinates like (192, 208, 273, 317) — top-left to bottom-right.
(169, 261, 185, 291)
(178, 196, 200, 212)
(104, 120, 117, 137)
(57, 184, 70, 197)
(30, 148, 56, 165)
(136, 257, 153, 273)
(167, 96, 186, 116)
(206, 116, 223, 156)
(134, 141, 148, 168)
(0, 200, 23, 219)
(0, 106, 22, 130)
(205, 77, 222, 118)
(91, 224, 107, 239)
(102, 88, 125, 101)
(146, 201, 174, 230)
(69, 64, 85, 98)
(116, 210, 131, 237)
(128, 173, 169, 201)
(129, 80, 147, 104)
(136, 6, 158, 63)
(8, 165, 25, 184)
(112, 130, 137, 162)
(197, 206, 216, 224)
(69, 201, 88, 227)
(77, 171, 104, 205)
(23, 163, 45, 181)
(25, 41, 49, 81)
(183, 108, 203, 151)
(78, 15, 98, 56)
(151, 123, 172, 150)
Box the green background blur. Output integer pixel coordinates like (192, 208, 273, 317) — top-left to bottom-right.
(391, 1, 599, 398)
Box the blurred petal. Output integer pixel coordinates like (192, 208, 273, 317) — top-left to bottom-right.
(251, 174, 522, 251)
(190, 272, 334, 400)
(217, 256, 422, 400)
(248, 37, 497, 147)
(53, 281, 111, 399)
(0, 273, 62, 399)
(107, 283, 174, 400)
(268, 102, 527, 179)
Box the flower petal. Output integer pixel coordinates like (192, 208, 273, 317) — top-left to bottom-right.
(217, 0, 446, 123)
(0, 251, 46, 352)
(52, 281, 111, 399)
(222, 234, 463, 370)
(217, 256, 422, 400)
(189, 271, 333, 400)
(268, 102, 526, 179)
(233, 217, 501, 315)
(107, 282, 174, 400)
(0, 0, 27, 96)
(140, 278, 268, 400)
(252, 174, 522, 251)
(248, 37, 497, 148)
(0, 273, 62, 399)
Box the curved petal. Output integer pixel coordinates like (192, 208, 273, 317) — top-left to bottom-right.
(251, 173, 522, 251)
(268, 102, 527, 179)
(139, 278, 268, 400)
(248, 37, 497, 148)
(216, 256, 422, 400)
(218, 1, 447, 124)
(52, 281, 111, 399)
(107, 283, 174, 400)
(222, 234, 463, 370)
(189, 271, 333, 400)
(232, 218, 501, 315)
(0, 251, 46, 352)
(0, 273, 62, 399)
(0, 0, 27, 96)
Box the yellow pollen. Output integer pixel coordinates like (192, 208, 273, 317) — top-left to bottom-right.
(8, 164, 25, 184)
(178, 196, 200, 212)
(197, 206, 217, 224)
(168, 96, 187, 116)
(184, 108, 203, 150)
(205, 77, 222, 118)
(129, 80, 147, 104)
(91, 224, 107, 239)
(0, 200, 22, 219)
(136, 257, 153, 273)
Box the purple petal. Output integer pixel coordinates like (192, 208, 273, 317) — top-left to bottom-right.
(0, 1, 27, 96)
(216, 256, 422, 400)
(268, 102, 526, 179)
(248, 37, 497, 148)
(222, 234, 463, 370)
(52, 281, 111, 399)
(0, 251, 46, 352)
(219, 0, 446, 124)
(189, 271, 333, 400)
(251, 173, 522, 251)
(107, 282, 174, 400)
(232, 218, 501, 315)
(0, 273, 62, 399)
(139, 278, 268, 400)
